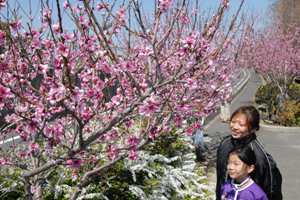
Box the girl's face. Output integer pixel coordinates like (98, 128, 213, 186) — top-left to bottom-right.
(230, 113, 251, 139)
(227, 153, 254, 183)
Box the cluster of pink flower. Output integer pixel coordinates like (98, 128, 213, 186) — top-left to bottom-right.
(159, 0, 173, 12)
(0, 157, 10, 165)
(0, 0, 5, 9)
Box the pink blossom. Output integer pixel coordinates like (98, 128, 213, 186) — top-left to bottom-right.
(149, 127, 160, 140)
(18, 151, 27, 159)
(0, 60, 8, 72)
(63, 1, 69, 9)
(128, 149, 138, 160)
(185, 78, 198, 90)
(174, 115, 183, 127)
(81, 106, 93, 121)
(125, 119, 133, 128)
(10, 19, 21, 30)
(66, 159, 82, 168)
(179, 14, 190, 24)
(30, 186, 39, 194)
(111, 94, 122, 106)
(0, 85, 10, 104)
(185, 122, 202, 136)
(186, 126, 194, 136)
(57, 42, 69, 57)
(182, 34, 196, 49)
(176, 103, 192, 113)
(63, 33, 74, 41)
(120, 61, 137, 72)
(97, 61, 111, 73)
(44, 123, 63, 145)
(86, 88, 95, 98)
(5, 114, 19, 123)
(15, 103, 29, 113)
(103, 130, 119, 141)
(159, 0, 173, 12)
(116, 7, 126, 25)
(30, 143, 40, 154)
(127, 135, 139, 147)
(78, 16, 89, 29)
(47, 86, 66, 105)
(223, 0, 229, 8)
(139, 81, 148, 92)
(42, 39, 54, 49)
(197, 38, 208, 55)
(53, 23, 61, 33)
(137, 46, 153, 57)
(0, 158, 10, 165)
(96, 79, 105, 90)
(31, 37, 41, 50)
(39, 64, 49, 75)
(16, 126, 28, 141)
(0, 0, 6, 9)
(43, 8, 51, 19)
(0, 30, 5, 45)
(107, 145, 119, 160)
(139, 95, 161, 116)
(96, 3, 108, 10)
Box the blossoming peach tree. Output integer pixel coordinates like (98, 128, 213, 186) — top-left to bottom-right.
(0, 0, 242, 199)
(237, 24, 300, 102)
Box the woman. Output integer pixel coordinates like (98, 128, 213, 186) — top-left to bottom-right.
(216, 105, 282, 200)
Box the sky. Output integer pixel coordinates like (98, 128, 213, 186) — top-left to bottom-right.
(199, 0, 276, 29)
(0, 0, 276, 31)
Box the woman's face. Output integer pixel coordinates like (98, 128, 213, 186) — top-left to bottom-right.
(230, 113, 251, 139)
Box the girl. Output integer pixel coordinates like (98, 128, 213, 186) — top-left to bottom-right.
(221, 146, 268, 200)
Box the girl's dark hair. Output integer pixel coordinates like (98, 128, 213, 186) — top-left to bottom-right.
(230, 145, 256, 166)
(230, 105, 260, 131)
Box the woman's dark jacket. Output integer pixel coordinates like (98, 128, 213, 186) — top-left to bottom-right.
(216, 134, 282, 200)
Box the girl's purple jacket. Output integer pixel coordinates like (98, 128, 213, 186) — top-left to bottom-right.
(221, 177, 268, 200)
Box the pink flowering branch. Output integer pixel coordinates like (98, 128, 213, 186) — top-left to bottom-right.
(70, 108, 167, 200)
(82, 0, 118, 62)
(0, 0, 244, 199)
(237, 22, 300, 101)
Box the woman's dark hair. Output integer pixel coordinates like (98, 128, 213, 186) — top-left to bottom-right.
(230, 105, 260, 131)
(229, 145, 256, 166)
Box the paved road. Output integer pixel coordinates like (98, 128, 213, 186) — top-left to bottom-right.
(260, 130, 300, 200)
(204, 69, 300, 200)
